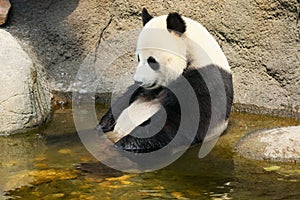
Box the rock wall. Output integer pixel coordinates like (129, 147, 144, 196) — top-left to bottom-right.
(2, 0, 300, 118)
(0, 30, 52, 135)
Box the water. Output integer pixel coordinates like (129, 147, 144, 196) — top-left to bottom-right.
(0, 105, 299, 199)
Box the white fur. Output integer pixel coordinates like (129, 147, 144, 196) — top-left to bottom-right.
(205, 119, 229, 141)
(134, 49, 186, 89)
(183, 16, 230, 72)
(198, 119, 229, 158)
(112, 99, 161, 142)
(134, 27, 187, 89)
(115, 14, 231, 141)
(134, 15, 230, 89)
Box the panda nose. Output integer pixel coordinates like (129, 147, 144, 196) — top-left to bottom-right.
(134, 80, 143, 85)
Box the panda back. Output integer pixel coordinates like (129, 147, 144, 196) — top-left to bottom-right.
(183, 17, 230, 73)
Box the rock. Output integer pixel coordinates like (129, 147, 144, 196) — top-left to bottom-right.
(235, 126, 300, 162)
(0, 0, 10, 25)
(0, 30, 52, 135)
(5, 0, 300, 118)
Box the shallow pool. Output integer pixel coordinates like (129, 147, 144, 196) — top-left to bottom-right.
(1, 105, 299, 199)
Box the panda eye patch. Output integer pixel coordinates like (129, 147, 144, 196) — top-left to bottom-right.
(137, 54, 140, 62)
(147, 56, 160, 70)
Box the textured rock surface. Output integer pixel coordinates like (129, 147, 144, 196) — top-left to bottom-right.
(0, 0, 10, 25)
(3, 0, 300, 117)
(235, 126, 300, 162)
(0, 29, 52, 135)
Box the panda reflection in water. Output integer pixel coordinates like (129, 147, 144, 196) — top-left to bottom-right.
(97, 8, 233, 153)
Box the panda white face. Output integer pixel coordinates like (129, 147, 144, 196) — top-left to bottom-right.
(133, 9, 188, 90)
(134, 48, 186, 89)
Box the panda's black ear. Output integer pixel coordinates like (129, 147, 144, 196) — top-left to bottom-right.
(166, 12, 186, 35)
(142, 8, 153, 26)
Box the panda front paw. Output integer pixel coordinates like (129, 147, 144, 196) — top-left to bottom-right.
(96, 123, 115, 133)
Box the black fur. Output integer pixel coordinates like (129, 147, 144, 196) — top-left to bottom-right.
(147, 56, 160, 70)
(97, 65, 233, 153)
(142, 8, 153, 26)
(219, 68, 234, 119)
(97, 84, 163, 132)
(166, 12, 186, 35)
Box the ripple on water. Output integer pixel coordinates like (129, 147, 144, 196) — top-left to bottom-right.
(0, 107, 299, 199)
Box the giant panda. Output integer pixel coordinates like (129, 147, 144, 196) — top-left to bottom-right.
(96, 8, 233, 153)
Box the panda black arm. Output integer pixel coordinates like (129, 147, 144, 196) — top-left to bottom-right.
(96, 84, 145, 132)
(96, 108, 115, 132)
(113, 88, 182, 153)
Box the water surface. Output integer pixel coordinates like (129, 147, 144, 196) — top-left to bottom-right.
(0, 105, 299, 199)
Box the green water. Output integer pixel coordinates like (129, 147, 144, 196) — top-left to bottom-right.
(0, 105, 299, 200)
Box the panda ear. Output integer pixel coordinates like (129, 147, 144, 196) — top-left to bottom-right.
(142, 8, 153, 26)
(166, 12, 186, 35)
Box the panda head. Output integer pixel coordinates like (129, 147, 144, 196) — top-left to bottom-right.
(134, 8, 188, 90)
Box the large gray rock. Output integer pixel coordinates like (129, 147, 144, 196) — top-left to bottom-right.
(235, 126, 300, 162)
(0, 29, 52, 135)
(5, 0, 300, 118)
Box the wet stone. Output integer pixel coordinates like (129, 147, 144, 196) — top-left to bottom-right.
(235, 126, 300, 162)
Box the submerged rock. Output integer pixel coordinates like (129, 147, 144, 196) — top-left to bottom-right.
(28, 169, 78, 185)
(235, 126, 300, 162)
(0, 133, 46, 193)
(0, 30, 52, 135)
(0, 0, 10, 25)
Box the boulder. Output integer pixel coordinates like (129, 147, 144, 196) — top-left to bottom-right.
(235, 126, 300, 162)
(0, 29, 52, 135)
(0, 0, 10, 25)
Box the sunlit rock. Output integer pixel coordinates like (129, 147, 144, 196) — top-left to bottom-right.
(235, 126, 300, 162)
(0, 30, 52, 135)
